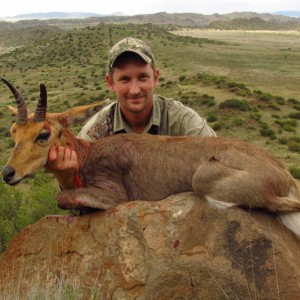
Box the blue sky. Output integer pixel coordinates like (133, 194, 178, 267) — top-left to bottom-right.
(0, 0, 299, 17)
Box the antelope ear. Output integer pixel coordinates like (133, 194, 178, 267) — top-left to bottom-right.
(8, 105, 32, 118)
(49, 99, 111, 127)
(8, 105, 18, 116)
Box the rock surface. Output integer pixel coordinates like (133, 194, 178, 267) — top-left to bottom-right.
(0, 192, 300, 299)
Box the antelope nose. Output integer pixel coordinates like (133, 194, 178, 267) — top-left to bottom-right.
(2, 165, 16, 184)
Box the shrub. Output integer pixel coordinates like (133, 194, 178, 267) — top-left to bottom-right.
(0, 171, 64, 255)
(288, 141, 300, 153)
(267, 104, 280, 111)
(288, 98, 300, 105)
(207, 112, 217, 122)
(292, 104, 300, 111)
(179, 75, 187, 82)
(219, 99, 250, 111)
(271, 114, 281, 119)
(283, 124, 296, 133)
(199, 94, 216, 107)
(274, 96, 285, 105)
(258, 93, 273, 102)
(260, 127, 276, 138)
(212, 123, 222, 131)
(234, 118, 244, 126)
(278, 137, 288, 145)
(289, 166, 300, 179)
(274, 119, 297, 130)
(288, 112, 300, 120)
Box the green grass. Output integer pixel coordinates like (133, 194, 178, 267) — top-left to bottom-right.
(172, 29, 300, 99)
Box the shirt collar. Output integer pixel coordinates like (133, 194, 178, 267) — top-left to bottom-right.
(113, 96, 161, 134)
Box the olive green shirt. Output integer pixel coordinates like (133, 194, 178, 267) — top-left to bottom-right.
(78, 94, 216, 141)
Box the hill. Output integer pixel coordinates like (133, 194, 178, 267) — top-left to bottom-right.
(207, 16, 300, 30)
(1, 11, 300, 30)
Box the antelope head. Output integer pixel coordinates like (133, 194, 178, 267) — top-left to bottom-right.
(1, 78, 109, 185)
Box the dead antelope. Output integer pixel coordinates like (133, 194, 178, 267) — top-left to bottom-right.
(2, 78, 300, 238)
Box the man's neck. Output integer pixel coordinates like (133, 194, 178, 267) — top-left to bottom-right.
(122, 109, 152, 134)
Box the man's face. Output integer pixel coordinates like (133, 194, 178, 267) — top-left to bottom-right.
(106, 55, 159, 114)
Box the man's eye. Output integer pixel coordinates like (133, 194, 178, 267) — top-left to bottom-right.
(140, 75, 150, 81)
(119, 78, 129, 83)
(35, 132, 51, 143)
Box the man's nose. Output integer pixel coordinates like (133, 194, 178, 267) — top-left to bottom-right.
(129, 80, 141, 94)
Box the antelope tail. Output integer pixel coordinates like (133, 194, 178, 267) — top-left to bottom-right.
(278, 212, 300, 238)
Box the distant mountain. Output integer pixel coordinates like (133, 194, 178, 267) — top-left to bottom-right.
(274, 11, 300, 18)
(3, 11, 125, 20)
(14, 12, 103, 19)
(0, 11, 299, 30)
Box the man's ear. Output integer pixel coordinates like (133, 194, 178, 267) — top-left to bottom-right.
(106, 74, 115, 92)
(154, 68, 160, 87)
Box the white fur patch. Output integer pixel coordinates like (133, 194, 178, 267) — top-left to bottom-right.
(278, 212, 300, 238)
(173, 209, 183, 218)
(206, 196, 236, 210)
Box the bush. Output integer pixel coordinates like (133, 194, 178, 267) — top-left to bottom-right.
(260, 127, 276, 139)
(0, 172, 64, 255)
(288, 98, 300, 105)
(234, 118, 244, 126)
(212, 122, 222, 131)
(258, 93, 273, 102)
(289, 166, 300, 179)
(288, 112, 300, 120)
(179, 75, 187, 82)
(207, 112, 217, 122)
(219, 99, 250, 111)
(0, 183, 22, 254)
(288, 141, 300, 153)
(278, 137, 288, 145)
(274, 119, 297, 131)
(271, 114, 281, 119)
(274, 96, 285, 105)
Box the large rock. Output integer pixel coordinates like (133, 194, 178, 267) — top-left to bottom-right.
(0, 192, 300, 299)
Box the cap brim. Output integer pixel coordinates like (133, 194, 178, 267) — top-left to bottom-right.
(110, 50, 152, 69)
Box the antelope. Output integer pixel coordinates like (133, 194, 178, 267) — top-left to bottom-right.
(2, 78, 300, 238)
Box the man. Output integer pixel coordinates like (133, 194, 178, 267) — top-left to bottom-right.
(47, 37, 216, 189)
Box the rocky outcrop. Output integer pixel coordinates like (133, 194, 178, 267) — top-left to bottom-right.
(0, 192, 300, 299)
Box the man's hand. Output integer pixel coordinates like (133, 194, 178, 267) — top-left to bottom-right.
(46, 146, 78, 189)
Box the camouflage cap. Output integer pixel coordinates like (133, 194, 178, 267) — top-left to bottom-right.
(108, 37, 155, 70)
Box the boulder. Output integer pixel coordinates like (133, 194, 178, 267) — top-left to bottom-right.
(0, 192, 300, 299)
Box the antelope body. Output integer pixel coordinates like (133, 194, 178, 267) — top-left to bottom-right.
(2, 78, 300, 238)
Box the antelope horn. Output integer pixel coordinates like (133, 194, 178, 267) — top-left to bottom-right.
(32, 84, 47, 123)
(1, 77, 27, 124)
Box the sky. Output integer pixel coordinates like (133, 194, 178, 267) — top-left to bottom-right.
(0, 0, 299, 18)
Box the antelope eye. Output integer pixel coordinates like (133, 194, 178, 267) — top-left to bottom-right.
(35, 131, 51, 143)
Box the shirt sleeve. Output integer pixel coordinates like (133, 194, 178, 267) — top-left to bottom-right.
(77, 102, 116, 140)
(165, 99, 216, 137)
(180, 111, 216, 137)
(77, 112, 101, 141)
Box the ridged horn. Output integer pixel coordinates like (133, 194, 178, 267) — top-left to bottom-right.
(32, 84, 47, 123)
(1, 77, 27, 124)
